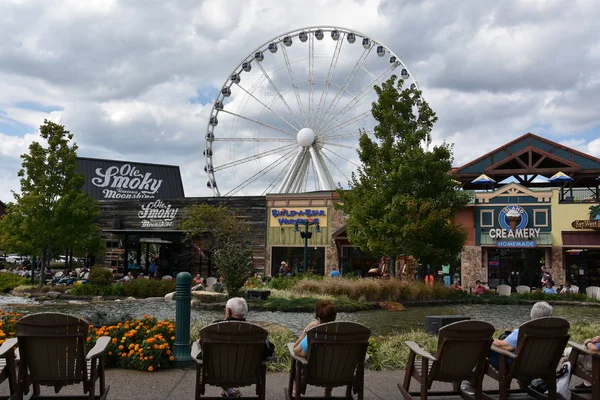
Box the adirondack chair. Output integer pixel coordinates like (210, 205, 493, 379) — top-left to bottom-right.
(567, 341, 599, 400)
(191, 321, 268, 400)
(585, 286, 600, 300)
(485, 317, 570, 400)
(14, 312, 110, 400)
(398, 320, 495, 400)
(497, 285, 511, 296)
(571, 285, 580, 294)
(0, 338, 18, 399)
(516, 285, 531, 294)
(286, 322, 371, 400)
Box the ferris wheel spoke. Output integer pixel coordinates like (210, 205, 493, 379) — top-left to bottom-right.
(308, 33, 315, 128)
(320, 111, 373, 137)
(314, 44, 374, 133)
(323, 142, 357, 150)
(234, 83, 300, 132)
(214, 143, 297, 172)
(263, 154, 296, 195)
(214, 137, 295, 143)
(224, 147, 297, 196)
(309, 147, 336, 190)
(319, 63, 397, 134)
(325, 130, 367, 140)
(255, 61, 303, 128)
(322, 146, 360, 168)
(219, 109, 297, 136)
(320, 149, 350, 186)
(281, 45, 308, 127)
(314, 32, 345, 131)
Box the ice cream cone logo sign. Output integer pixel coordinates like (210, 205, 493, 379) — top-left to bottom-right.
(489, 205, 540, 240)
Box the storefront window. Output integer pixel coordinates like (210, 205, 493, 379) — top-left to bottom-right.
(272, 247, 325, 276)
(565, 249, 600, 292)
(340, 247, 378, 277)
(487, 248, 545, 289)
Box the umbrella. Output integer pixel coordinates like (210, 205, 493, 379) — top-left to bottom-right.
(471, 174, 496, 184)
(548, 171, 573, 183)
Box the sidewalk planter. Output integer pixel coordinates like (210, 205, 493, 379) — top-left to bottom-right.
(247, 290, 271, 300)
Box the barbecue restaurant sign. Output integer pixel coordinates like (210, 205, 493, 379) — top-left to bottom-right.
(92, 164, 163, 199)
(138, 200, 179, 228)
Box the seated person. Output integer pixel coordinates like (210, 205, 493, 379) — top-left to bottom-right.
(202, 297, 275, 398)
(560, 282, 576, 294)
(490, 301, 553, 368)
(329, 267, 341, 277)
(474, 280, 486, 296)
(294, 300, 337, 397)
(542, 281, 557, 294)
(463, 302, 554, 395)
(450, 281, 462, 290)
(572, 335, 600, 389)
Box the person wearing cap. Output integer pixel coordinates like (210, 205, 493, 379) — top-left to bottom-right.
(279, 261, 287, 276)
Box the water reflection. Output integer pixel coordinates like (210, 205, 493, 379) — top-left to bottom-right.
(1, 298, 598, 336)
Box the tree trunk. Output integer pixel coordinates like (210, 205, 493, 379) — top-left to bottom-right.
(40, 248, 48, 286)
(389, 254, 396, 278)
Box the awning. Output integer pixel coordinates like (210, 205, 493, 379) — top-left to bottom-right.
(139, 238, 173, 244)
(562, 232, 600, 246)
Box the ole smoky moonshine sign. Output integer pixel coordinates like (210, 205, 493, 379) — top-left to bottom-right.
(77, 158, 185, 200)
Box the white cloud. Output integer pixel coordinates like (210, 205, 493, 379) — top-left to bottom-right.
(1, 0, 600, 200)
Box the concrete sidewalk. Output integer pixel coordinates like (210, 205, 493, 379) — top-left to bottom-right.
(0, 368, 543, 400)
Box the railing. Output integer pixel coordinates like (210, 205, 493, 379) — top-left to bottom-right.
(559, 187, 600, 203)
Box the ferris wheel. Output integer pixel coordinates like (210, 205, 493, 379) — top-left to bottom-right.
(204, 26, 424, 196)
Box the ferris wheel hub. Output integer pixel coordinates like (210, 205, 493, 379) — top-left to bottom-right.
(297, 128, 315, 147)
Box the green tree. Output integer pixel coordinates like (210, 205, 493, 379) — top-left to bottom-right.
(0, 120, 101, 284)
(179, 204, 248, 252)
(179, 204, 251, 288)
(337, 75, 469, 277)
(213, 240, 254, 296)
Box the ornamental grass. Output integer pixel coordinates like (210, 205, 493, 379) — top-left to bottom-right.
(290, 278, 465, 302)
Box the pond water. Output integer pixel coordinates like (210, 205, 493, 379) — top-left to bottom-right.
(0, 297, 598, 336)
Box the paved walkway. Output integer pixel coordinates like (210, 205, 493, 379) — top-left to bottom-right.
(0, 368, 543, 399)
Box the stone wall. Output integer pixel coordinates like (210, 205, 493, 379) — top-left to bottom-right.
(550, 246, 565, 285)
(461, 246, 484, 290)
(325, 207, 346, 274)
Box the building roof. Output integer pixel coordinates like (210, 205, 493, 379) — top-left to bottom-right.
(454, 133, 600, 189)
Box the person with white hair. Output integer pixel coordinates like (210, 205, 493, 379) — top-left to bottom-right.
(210, 297, 274, 397)
(462, 302, 554, 395)
(493, 301, 554, 352)
(220, 297, 248, 321)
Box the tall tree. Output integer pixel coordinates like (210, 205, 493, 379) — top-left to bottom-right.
(179, 204, 253, 293)
(0, 120, 101, 283)
(337, 75, 469, 277)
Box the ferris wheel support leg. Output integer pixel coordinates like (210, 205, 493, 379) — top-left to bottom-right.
(309, 147, 335, 191)
(278, 147, 307, 193)
(314, 148, 337, 189)
(290, 156, 310, 193)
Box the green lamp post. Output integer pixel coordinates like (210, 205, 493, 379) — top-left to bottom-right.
(294, 219, 320, 273)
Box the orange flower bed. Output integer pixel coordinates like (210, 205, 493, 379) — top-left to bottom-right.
(0, 311, 176, 372)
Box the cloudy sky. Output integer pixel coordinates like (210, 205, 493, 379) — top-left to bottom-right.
(1, 0, 600, 201)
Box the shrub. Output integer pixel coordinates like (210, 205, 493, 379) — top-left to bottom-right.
(88, 267, 113, 286)
(213, 241, 254, 296)
(0, 272, 29, 292)
(513, 291, 591, 302)
(267, 272, 323, 291)
(70, 279, 175, 298)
